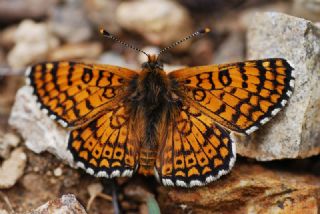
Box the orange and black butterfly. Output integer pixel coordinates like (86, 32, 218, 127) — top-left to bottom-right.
(26, 28, 295, 187)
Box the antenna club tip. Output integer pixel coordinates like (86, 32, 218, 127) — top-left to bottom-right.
(99, 28, 110, 36)
(199, 27, 211, 34)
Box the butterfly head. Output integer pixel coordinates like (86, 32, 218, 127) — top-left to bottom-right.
(142, 54, 163, 71)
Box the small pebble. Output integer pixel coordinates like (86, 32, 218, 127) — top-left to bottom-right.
(33, 166, 39, 172)
(0, 210, 9, 214)
(0, 147, 27, 189)
(53, 167, 63, 177)
(30, 194, 87, 214)
(0, 132, 20, 159)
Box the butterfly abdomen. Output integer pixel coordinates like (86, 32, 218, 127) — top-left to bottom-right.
(138, 148, 157, 175)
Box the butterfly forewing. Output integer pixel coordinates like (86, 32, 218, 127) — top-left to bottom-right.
(169, 58, 295, 134)
(26, 62, 138, 128)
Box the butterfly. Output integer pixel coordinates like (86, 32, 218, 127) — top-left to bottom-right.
(25, 28, 295, 187)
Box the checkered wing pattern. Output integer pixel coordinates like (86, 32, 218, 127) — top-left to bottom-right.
(26, 61, 138, 128)
(68, 103, 139, 177)
(169, 58, 295, 135)
(155, 102, 235, 187)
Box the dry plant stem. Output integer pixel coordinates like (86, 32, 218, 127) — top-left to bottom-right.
(98, 193, 113, 201)
(0, 191, 14, 213)
(86, 193, 113, 211)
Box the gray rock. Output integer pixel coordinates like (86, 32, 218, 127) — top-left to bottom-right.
(0, 132, 20, 159)
(49, 0, 93, 43)
(0, 147, 27, 189)
(236, 12, 320, 160)
(7, 20, 60, 69)
(28, 194, 87, 214)
(116, 0, 194, 52)
(9, 87, 74, 167)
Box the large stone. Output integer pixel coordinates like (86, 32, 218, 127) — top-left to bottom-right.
(28, 194, 87, 214)
(116, 0, 194, 52)
(9, 87, 73, 167)
(49, 0, 93, 44)
(158, 161, 320, 214)
(7, 20, 60, 69)
(236, 12, 320, 160)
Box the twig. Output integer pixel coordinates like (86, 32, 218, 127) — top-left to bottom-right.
(0, 191, 14, 214)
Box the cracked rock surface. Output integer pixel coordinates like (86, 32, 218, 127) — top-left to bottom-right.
(236, 12, 320, 160)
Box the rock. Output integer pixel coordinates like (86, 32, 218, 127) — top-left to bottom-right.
(49, 0, 93, 43)
(0, 210, 8, 214)
(0, 147, 27, 189)
(0, 0, 54, 22)
(99, 52, 138, 69)
(236, 12, 320, 160)
(158, 161, 320, 213)
(0, 25, 18, 50)
(28, 194, 87, 214)
(49, 42, 103, 61)
(7, 20, 60, 69)
(212, 31, 245, 64)
(0, 132, 20, 159)
(116, 0, 194, 52)
(293, 0, 320, 21)
(8, 87, 74, 167)
(53, 167, 63, 177)
(84, 0, 121, 34)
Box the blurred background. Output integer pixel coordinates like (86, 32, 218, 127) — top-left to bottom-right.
(0, 0, 319, 213)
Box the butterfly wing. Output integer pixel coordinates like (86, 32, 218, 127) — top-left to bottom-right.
(68, 102, 139, 177)
(26, 61, 138, 128)
(155, 101, 235, 187)
(169, 58, 295, 134)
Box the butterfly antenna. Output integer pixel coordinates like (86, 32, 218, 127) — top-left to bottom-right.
(100, 28, 149, 57)
(158, 28, 211, 56)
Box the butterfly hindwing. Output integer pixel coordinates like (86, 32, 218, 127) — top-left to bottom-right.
(68, 102, 139, 178)
(169, 58, 295, 134)
(155, 102, 236, 187)
(26, 61, 138, 128)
